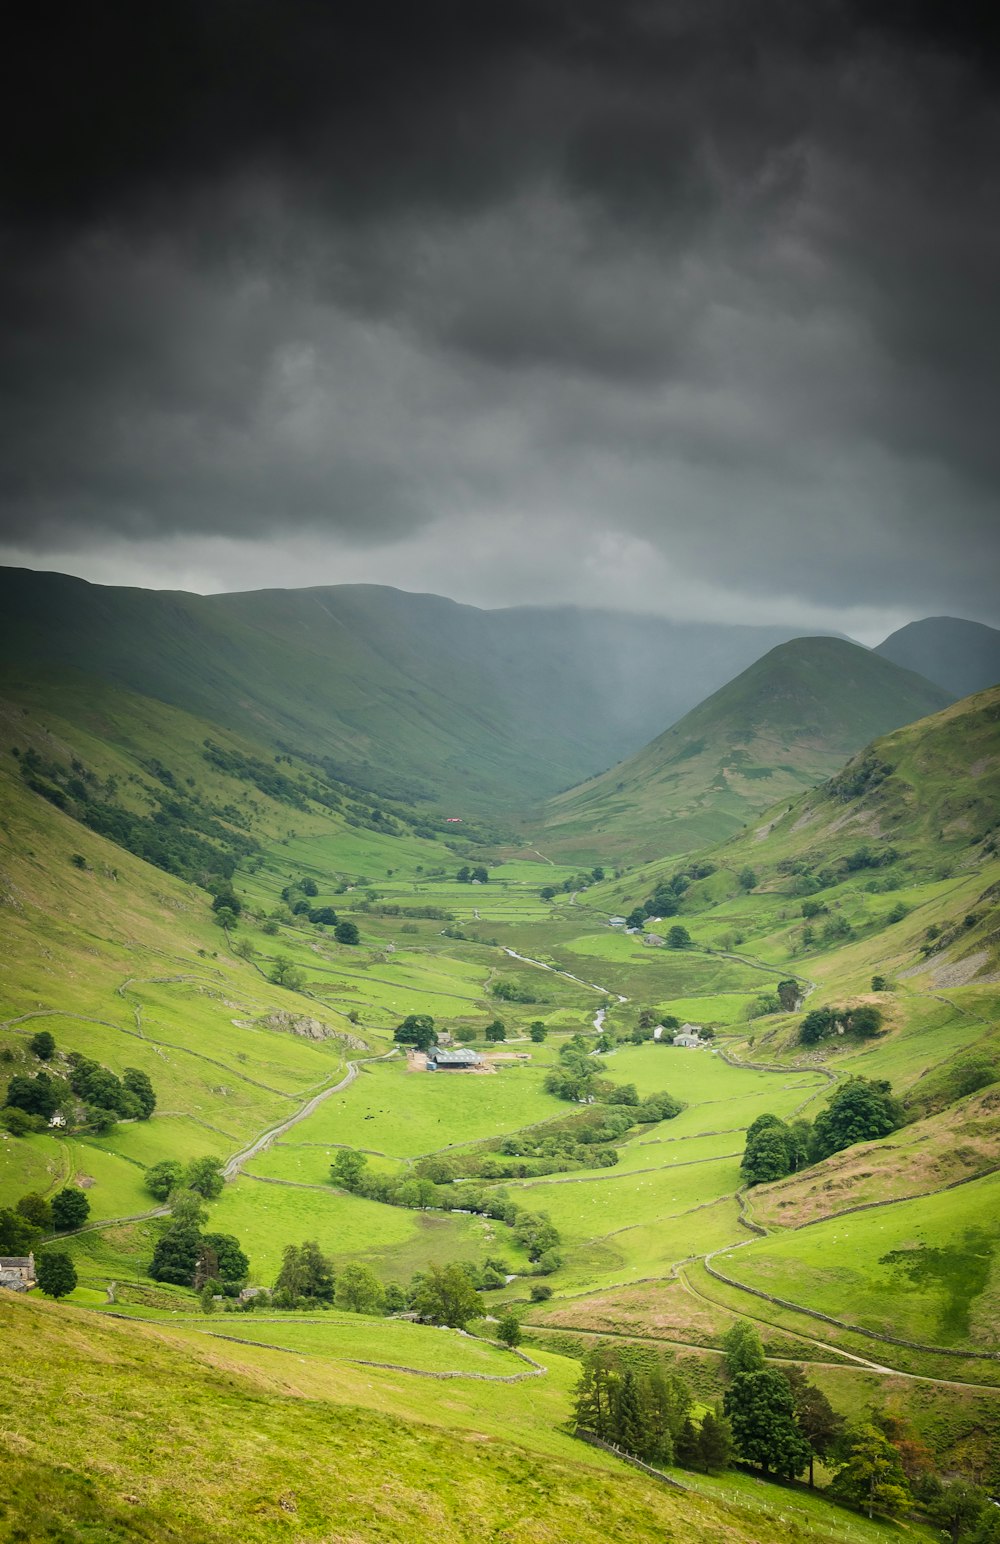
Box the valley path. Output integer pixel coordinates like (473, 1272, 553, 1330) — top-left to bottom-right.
(222, 1049, 398, 1181)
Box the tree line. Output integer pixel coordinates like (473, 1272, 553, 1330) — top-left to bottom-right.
(741, 1076, 903, 1185)
(2, 1031, 156, 1138)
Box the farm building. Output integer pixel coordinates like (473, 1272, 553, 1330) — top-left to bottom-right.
(608, 916, 627, 928)
(0, 1254, 36, 1291)
(643, 933, 664, 947)
(426, 1047, 482, 1071)
(673, 1026, 702, 1048)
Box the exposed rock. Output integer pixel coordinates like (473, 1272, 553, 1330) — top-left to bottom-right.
(255, 1011, 368, 1049)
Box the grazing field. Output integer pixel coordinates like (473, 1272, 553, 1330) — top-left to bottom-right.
(716, 1170, 1000, 1352)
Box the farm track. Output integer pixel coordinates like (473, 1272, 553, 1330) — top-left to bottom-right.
(222, 1049, 398, 1181)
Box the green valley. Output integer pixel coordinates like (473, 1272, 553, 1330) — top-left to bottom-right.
(2, 584, 999, 1543)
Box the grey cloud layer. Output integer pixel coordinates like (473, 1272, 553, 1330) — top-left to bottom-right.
(1, 1, 998, 618)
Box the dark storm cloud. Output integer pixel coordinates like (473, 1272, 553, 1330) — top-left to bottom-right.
(1, 1, 998, 619)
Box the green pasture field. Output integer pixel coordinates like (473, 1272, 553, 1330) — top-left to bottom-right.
(97, 1112, 238, 1167)
(275, 1055, 566, 1158)
(502, 1154, 743, 1245)
(175, 1311, 524, 1376)
(563, 1195, 748, 1291)
(718, 1169, 1000, 1350)
(203, 1172, 532, 1285)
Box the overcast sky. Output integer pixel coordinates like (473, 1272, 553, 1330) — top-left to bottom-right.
(1, 1, 997, 641)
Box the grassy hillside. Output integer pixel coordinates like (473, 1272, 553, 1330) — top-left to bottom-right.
(0, 566, 815, 812)
(541, 637, 951, 862)
(877, 615, 1000, 699)
(3, 1294, 864, 1544)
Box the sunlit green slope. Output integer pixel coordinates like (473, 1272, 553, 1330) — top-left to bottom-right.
(541, 637, 951, 862)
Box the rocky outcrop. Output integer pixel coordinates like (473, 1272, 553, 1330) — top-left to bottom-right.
(255, 1011, 368, 1050)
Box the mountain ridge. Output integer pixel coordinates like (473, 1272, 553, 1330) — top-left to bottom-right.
(540, 635, 953, 861)
(0, 565, 825, 811)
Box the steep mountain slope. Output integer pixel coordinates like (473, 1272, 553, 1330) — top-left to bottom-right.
(541, 637, 952, 861)
(876, 615, 1000, 699)
(0, 566, 813, 811)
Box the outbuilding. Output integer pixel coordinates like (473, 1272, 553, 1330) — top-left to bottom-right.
(0, 1254, 36, 1291)
(426, 1047, 482, 1071)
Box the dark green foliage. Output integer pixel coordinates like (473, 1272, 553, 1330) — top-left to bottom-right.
(0, 1107, 38, 1136)
(201, 1233, 249, 1285)
(490, 978, 538, 1002)
(741, 1115, 809, 1185)
(35, 1251, 78, 1299)
(334, 920, 360, 944)
(810, 1077, 903, 1161)
(697, 1410, 733, 1472)
(776, 979, 800, 1011)
(394, 1014, 437, 1050)
(782, 1365, 844, 1486)
(738, 867, 757, 890)
(625, 908, 647, 931)
(411, 1262, 482, 1328)
(529, 1282, 553, 1302)
(929, 1481, 987, 1543)
(800, 1003, 883, 1044)
(528, 1021, 547, 1042)
(122, 1067, 156, 1117)
(29, 1030, 56, 1060)
(185, 1157, 225, 1199)
(724, 1369, 811, 1478)
(149, 1223, 203, 1286)
(145, 1160, 184, 1201)
(274, 1239, 336, 1303)
(308, 905, 338, 925)
(20, 747, 256, 887)
(4, 1071, 62, 1119)
(572, 1345, 691, 1465)
(50, 1188, 90, 1231)
(485, 1019, 506, 1042)
(666, 925, 691, 948)
(15, 1192, 52, 1230)
(0, 1208, 41, 1254)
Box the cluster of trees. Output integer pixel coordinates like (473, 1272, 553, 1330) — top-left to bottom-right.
(392, 1013, 510, 1050)
(17, 745, 254, 888)
(490, 978, 539, 1003)
(0, 1186, 92, 1258)
(328, 1150, 564, 1274)
(616, 863, 718, 929)
(721, 1325, 997, 1530)
(572, 1345, 710, 1469)
(543, 1038, 684, 1124)
(456, 865, 490, 883)
(721, 1323, 841, 1483)
(2, 1035, 156, 1137)
(742, 1077, 904, 1184)
(800, 1003, 885, 1044)
(446, 1106, 640, 1181)
(268, 1243, 510, 1332)
(146, 1164, 249, 1293)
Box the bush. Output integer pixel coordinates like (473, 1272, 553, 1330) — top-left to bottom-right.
(29, 1030, 56, 1060)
